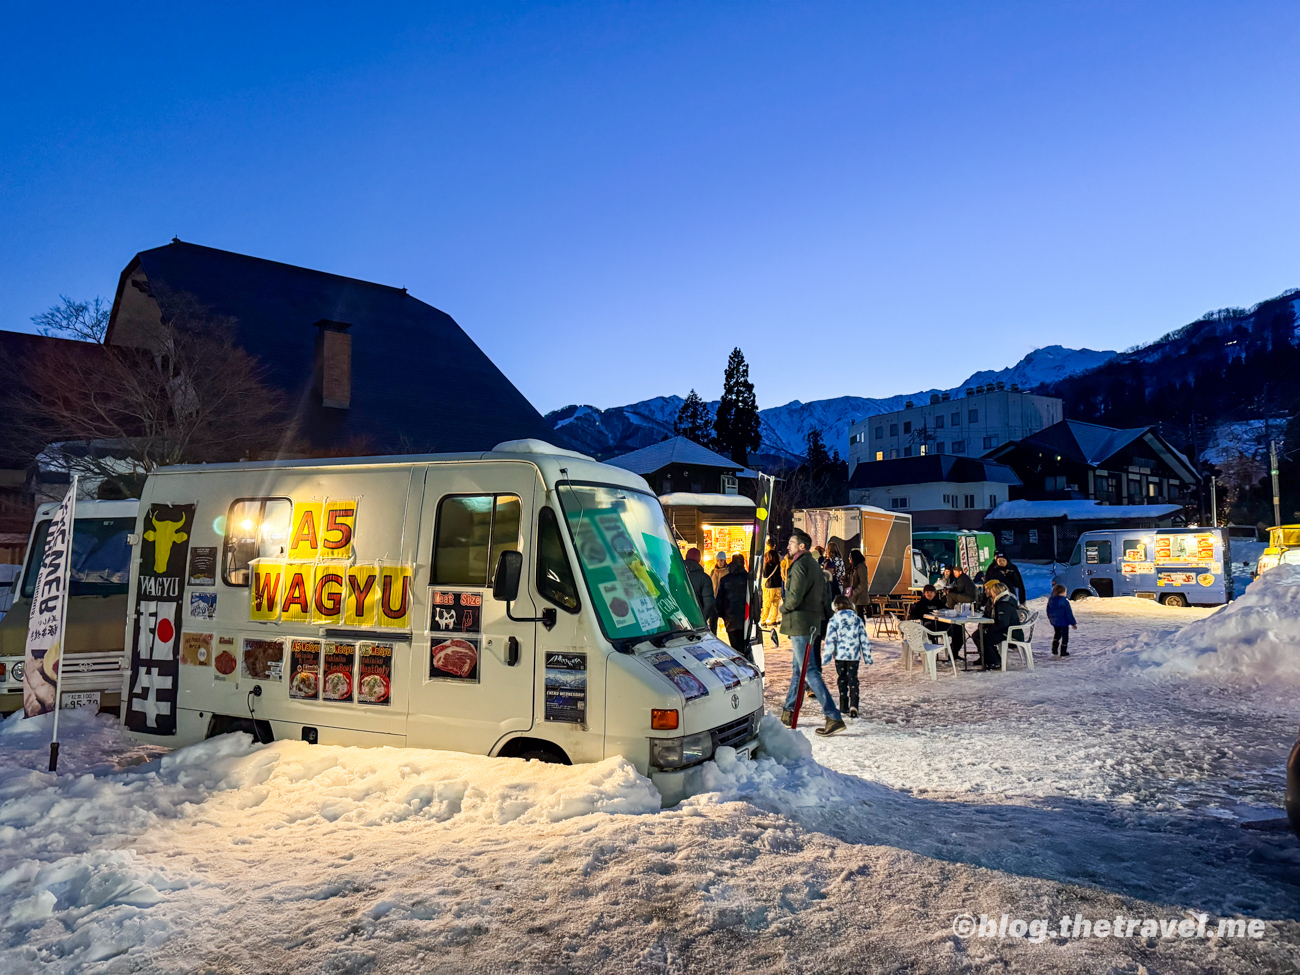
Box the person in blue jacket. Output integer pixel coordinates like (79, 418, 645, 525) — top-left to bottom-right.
(1046, 584, 1077, 657)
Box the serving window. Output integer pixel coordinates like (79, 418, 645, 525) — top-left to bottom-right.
(223, 498, 293, 586)
(433, 494, 521, 587)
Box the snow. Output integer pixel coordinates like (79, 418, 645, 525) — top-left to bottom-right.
(987, 499, 1184, 521)
(1113, 563, 1300, 678)
(657, 492, 755, 508)
(490, 439, 594, 460)
(2, 596, 1300, 972)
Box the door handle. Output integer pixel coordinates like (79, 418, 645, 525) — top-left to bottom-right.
(507, 636, 520, 667)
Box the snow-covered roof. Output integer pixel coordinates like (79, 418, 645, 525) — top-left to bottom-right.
(606, 437, 748, 475)
(986, 500, 1183, 521)
(658, 492, 756, 509)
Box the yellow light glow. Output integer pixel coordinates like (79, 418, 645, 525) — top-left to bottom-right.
(241, 519, 254, 531)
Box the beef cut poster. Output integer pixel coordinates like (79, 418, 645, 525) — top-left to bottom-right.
(429, 590, 481, 682)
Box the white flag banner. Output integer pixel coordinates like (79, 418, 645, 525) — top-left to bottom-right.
(23, 482, 76, 718)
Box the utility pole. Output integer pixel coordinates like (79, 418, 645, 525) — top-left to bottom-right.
(1271, 439, 1281, 528)
(1210, 476, 1217, 527)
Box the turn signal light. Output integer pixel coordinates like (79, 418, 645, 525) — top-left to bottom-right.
(651, 708, 679, 730)
(0, 662, 6, 681)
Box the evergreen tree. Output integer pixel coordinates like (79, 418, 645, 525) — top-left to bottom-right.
(713, 348, 761, 465)
(805, 428, 831, 469)
(673, 389, 714, 445)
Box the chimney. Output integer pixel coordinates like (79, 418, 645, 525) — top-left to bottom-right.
(997, 381, 1005, 391)
(966, 388, 975, 397)
(315, 320, 352, 409)
(905, 400, 914, 409)
(1010, 383, 1019, 391)
(929, 394, 940, 404)
(941, 393, 951, 401)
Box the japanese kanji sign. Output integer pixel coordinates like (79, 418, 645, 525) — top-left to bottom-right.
(125, 503, 196, 735)
(22, 482, 75, 717)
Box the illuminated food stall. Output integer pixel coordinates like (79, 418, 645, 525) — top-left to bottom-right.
(659, 493, 757, 567)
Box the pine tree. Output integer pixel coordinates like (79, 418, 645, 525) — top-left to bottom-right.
(713, 348, 761, 466)
(673, 390, 715, 446)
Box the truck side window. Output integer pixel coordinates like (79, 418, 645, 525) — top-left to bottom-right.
(1084, 541, 1112, 565)
(1122, 540, 1145, 560)
(433, 494, 521, 586)
(223, 498, 293, 586)
(535, 506, 580, 613)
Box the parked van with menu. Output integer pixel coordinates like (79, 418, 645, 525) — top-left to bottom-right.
(1053, 527, 1232, 607)
(119, 442, 763, 803)
(0, 499, 137, 714)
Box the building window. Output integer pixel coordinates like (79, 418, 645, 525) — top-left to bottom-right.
(875, 426, 884, 439)
(315, 320, 353, 409)
(721, 475, 738, 495)
(890, 449, 898, 458)
(1001, 530, 1015, 545)
(935, 415, 945, 429)
(903, 447, 911, 457)
(989, 494, 997, 508)
(1148, 481, 1158, 498)
(951, 412, 960, 425)
(983, 436, 996, 449)
(1028, 529, 1038, 545)
(935, 442, 945, 454)
(889, 423, 899, 436)
(903, 421, 912, 434)
(890, 497, 909, 509)
(848, 432, 861, 445)
(875, 451, 883, 461)
(969, 409, 979, 423)
(963, 494, 975, 509)
(433, 494, 522, 586)
(1045, 475, 1066, 491)
(952, 441, 966, 453)
(920, 445, 927, 455)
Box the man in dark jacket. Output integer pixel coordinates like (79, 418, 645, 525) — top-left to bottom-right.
(779, 530, 845, 736)
(683, 548, 715, 628)
(715, 555, 752, 659)
(908, 584, 945, 621)
(984, 552, 1026, 603)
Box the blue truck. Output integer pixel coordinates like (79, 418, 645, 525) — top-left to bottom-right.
(1053, 527, 1232, 608)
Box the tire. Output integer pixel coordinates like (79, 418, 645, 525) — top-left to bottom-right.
(516, 748, 571, 765)
(1070, 590, 1092, 602)
(1161, 593, 1188, 608)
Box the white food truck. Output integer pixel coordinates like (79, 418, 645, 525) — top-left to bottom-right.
(119, 441, 763, 803)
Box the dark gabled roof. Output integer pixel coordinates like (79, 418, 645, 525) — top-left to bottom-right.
(848, 454, 1021, 489)
(987, 419, 1147, 467)
(107, 240, 550, 454)
(606, 436, 746, 476)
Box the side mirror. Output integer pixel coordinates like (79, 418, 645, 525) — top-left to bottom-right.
(493, 550, 523, 602)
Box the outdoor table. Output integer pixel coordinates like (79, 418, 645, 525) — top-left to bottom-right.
(924, 611, 995, 671)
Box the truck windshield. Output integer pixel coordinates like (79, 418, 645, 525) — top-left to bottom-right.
(557, 483, 705, 644)
(21, 517, 135, 599)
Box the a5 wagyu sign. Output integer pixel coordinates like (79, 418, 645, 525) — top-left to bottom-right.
(248, 499, 412, 629)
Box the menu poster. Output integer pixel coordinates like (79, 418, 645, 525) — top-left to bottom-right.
(241, 637, 284, 681)
(357, 642, 393, 706)
(188, 547, 218, 587)
(321, 642, 355, 702)
(214, 635, 237, 682)
(544, 652, 586, 724)
(180, 632, 213, 667)
(685, 645, 741, 689)
(429, 636, 480, 683)
(646, 650, 709, 701)
(289, 639, 322, 700)
(430, 590, 482, 635)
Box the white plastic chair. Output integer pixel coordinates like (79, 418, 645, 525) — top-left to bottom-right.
(1002, 609, 1037, 672)
(899, 621, 958, 680)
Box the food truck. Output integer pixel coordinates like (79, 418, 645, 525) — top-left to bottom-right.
(118, 442, 763, 804)
(1255, 525, 1300, 577)
(792, 506, 923, 594)
(912, 530, 995, 583)
(1053, 527, 1232, 607)
(0, 500, 137, 715)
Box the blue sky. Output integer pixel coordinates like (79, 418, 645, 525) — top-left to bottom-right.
(2, 2, 1298, 413)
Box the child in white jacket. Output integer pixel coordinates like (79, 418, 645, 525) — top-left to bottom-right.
(822, 596, 872, 718)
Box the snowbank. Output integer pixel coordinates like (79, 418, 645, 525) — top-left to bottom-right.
(1113, 563, 1300, 678)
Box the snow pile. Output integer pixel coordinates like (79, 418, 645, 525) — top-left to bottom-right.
(1113, 563, 1300, 678)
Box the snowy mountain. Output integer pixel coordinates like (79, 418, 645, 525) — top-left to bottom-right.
(546, 344, 1118, 463)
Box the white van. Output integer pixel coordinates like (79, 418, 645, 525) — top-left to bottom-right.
(119, 442, 764, 803)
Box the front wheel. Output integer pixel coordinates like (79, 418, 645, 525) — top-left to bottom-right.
(1161, 593, 1189, 608)
(1070, 590, 1092, 602)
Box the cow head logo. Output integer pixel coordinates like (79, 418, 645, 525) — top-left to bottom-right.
(144, 513, 189, 574)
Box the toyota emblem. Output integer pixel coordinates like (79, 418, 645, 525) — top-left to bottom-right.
(730, 693, 739, 710)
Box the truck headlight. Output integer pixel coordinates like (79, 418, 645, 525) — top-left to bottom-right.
(649, 731, 714, 770)
(11, 661, 23, 682)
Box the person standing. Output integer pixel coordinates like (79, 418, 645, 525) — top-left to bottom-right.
(1046, 583, 1076, 657)
(779, 529, 845, 736)
(823, 595, 871, 718)
(824, 541, 848, 595)
(709, 551, 728, 635)
(984, 552, 1027, 603)
(715, 554, 752, 659)
(847, 549, 870, 618)
(682, 547, 715, 628)
(760, 541, 783, 646)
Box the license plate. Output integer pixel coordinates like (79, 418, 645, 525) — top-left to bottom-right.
(61, 691, 100, 711)
(734, 743, 754, 762)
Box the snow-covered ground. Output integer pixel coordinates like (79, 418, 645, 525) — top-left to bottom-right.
(1, 580, 1299, 973)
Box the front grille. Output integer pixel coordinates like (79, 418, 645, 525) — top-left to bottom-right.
(712, 709, 760, 750)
